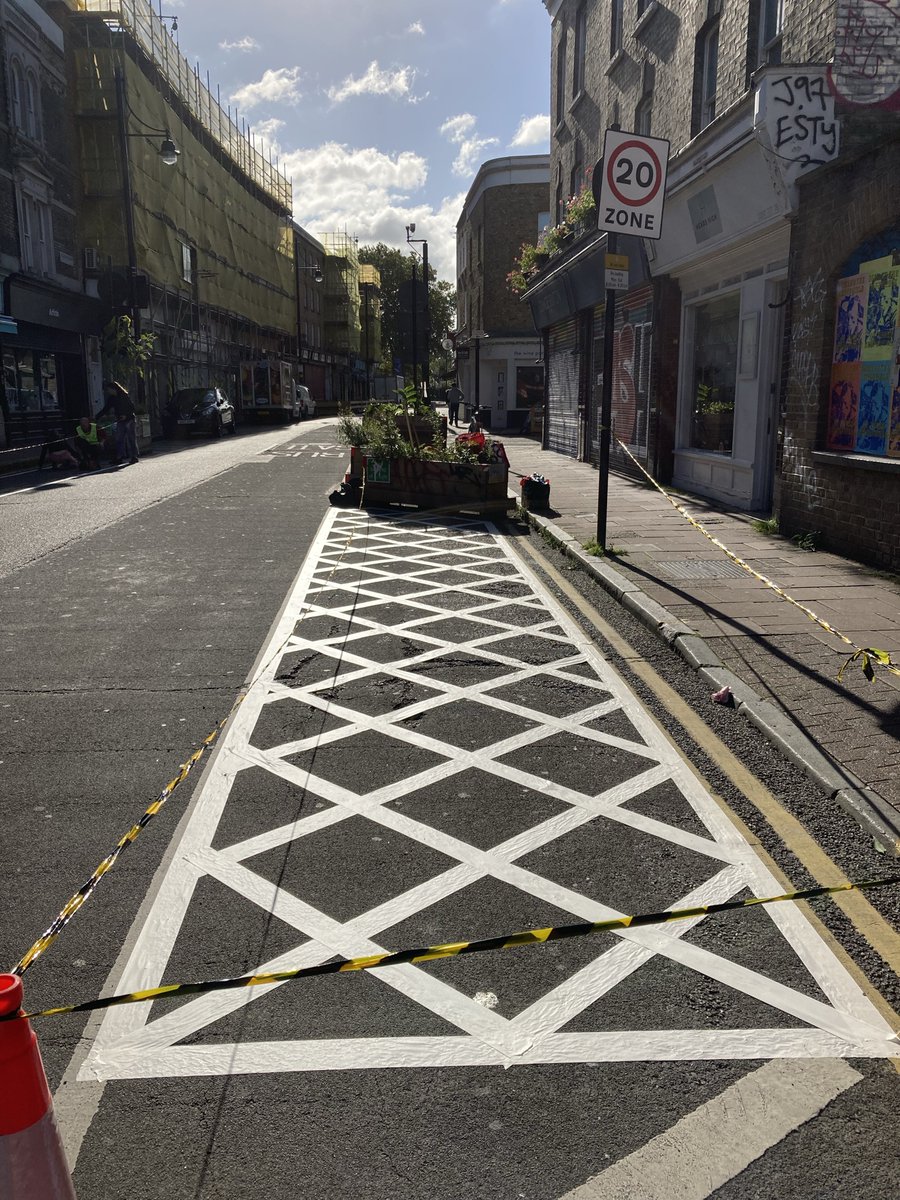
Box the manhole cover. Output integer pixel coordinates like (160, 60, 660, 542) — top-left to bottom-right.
(659, 559, 747, 581)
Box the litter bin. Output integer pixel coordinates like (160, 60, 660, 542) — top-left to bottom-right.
(519, 473, 551, 512)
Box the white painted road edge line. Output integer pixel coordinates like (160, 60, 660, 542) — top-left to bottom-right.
(557, 1058, 863, 1200)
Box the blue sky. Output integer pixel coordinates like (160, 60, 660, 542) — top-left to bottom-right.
(171, 0, 552, 281)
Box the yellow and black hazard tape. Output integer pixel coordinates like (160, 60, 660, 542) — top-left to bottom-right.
(12, 519, 363, 978)
(12, 710, 237, 977)
(615, 440, 900, 685)
(10, 875, 900, 1021)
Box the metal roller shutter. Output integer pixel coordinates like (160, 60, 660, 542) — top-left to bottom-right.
(546, 316, 579, 457)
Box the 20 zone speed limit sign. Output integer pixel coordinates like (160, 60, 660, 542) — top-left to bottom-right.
(596, 128, 670, 240)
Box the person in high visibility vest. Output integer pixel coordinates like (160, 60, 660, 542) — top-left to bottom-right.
(75, 417, 104, 471)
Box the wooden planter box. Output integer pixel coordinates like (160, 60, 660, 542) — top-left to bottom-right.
(363, 456, 511, 517)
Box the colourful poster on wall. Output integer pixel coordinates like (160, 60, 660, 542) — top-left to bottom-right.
(861, 262, 900, 361)
(832, 274, 867, 362)
(856, 361, 892, 454)
(826, 362, 860, 449)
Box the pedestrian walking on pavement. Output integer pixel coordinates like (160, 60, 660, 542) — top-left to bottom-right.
(447, 383, 463, 427)
(98, 380, 140, 465)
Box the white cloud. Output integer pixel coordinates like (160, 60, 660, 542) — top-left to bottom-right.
(219, 36, 259, 52)
(407, 21, 425, 35)
(231, 67, 302, 110)
(440, 113, 499, 178)
(327, 61, 418, 104)
(274, 139, 460, 281)
(510, 113, 550, 147)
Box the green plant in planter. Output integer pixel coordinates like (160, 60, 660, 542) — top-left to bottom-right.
(506, 241, 541, 296)
(540, 225, 565, 254)
(564, 184, 597, 232)
(338, 389, 498, 468)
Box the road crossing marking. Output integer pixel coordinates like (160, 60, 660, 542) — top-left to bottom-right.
(556, 1058, 863, 1199)
(79, 510, 897, 1080)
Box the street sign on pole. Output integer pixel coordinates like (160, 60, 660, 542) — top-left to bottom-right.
(596, 128, 670, 240)
(604, 252, 629, 290)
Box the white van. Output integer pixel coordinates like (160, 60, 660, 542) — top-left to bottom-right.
(297, 385, 316, 419)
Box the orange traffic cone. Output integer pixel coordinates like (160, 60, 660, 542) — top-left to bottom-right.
(0, 973, 77, 1198)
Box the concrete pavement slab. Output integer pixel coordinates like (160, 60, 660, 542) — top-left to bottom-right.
(500, 430, 900, 845)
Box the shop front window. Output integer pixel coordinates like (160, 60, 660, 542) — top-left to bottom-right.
(515, 366, 544, 410)
(16, 349, 39, 413)
(689, 293, 739, 455)
(40, 354, 59, 411)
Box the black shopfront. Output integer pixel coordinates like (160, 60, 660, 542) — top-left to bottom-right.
(1, 279, 101, 449)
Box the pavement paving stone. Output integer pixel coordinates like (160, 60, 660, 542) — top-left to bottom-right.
(499, 431, 900, 818)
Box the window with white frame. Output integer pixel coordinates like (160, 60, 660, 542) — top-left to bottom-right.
(635, 92, 652, 136)
(573, 4, 587, 99)
(635, 60, 654, 135)
(9, 59, 24, 131)
(758, 0, 783, 66)
(555, 26, 567, 124)
(688, 292, 740, 455)
(18, 190, 53, 275)
(24, 70, 39, 140)
(695, 18, 720, 132)
(610, 0, 624, 56)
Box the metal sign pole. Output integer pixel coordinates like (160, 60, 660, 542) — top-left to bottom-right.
(597, 231, 617, 549)
(593, 126, 669, 549)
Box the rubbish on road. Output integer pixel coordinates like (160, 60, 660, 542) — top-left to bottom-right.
(12, 875, 900, 1023)
(0, 974, 77, 1198)
(712, 685, 734, 706)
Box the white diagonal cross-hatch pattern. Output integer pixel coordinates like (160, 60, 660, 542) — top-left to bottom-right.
(80, 510, 897, 1081)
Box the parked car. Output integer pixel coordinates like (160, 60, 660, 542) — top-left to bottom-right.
(169, 387, 237, 437)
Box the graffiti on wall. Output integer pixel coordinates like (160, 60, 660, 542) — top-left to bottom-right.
(829, 0, 900, 110)
(607, 320, 652, 458)
(759, 71, 840, 182)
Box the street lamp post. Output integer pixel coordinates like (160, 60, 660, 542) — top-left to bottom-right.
(360, 281, 375, 401)
(406, 224, 430, 398)
(294, 259, 324, 395)
(471, 328, 487, 419)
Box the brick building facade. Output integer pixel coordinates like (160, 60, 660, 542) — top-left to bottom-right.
(455, 155, 549, 433)
(0, 0, 100, 450)
(777, 120, 900, 567)
(522, 0, 899, 567)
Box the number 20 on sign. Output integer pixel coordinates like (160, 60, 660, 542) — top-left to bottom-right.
(597, 128, 670, 241)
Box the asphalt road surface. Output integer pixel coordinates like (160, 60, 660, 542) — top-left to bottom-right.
(2, 430, 899, 1199)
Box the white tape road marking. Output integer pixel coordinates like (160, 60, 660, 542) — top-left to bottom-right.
(558, 1058, 863, 1200)
(77, 509, 897, 1081)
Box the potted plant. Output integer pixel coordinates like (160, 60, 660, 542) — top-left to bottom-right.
(563, 184, 597, 239)
(335, 384, 511, 515)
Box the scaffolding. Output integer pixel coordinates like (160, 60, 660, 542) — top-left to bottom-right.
(321, 234, 361, 356)
(69, 0, 292, 210)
